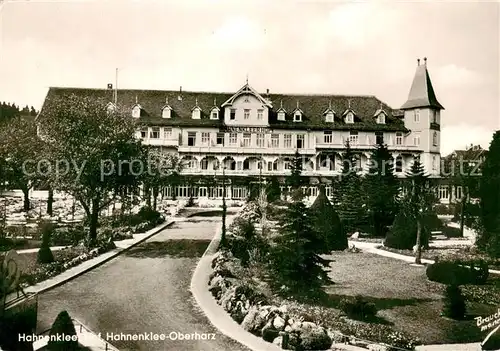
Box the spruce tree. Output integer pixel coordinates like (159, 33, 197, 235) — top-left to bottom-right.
(337, 141, 366, 234)
(287, 150, 305, 194)
(310, 185, 346, 252)
(269, 197, 331, 296)
(47, 310, 78, 351)
(266, 176, 281, 203)
(478, 131, 500, 257)
(386, 158, 436, 262)
(364, 140, 399, 237)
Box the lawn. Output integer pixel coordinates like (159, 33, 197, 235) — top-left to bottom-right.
(320, 251, 499, 345)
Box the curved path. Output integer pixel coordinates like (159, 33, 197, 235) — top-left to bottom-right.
(36, 213, 250, 351)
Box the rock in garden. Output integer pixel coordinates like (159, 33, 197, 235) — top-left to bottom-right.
(273, 316, 286, 330)
(350, 232, 359, 239)
(241, 306, 266, 335)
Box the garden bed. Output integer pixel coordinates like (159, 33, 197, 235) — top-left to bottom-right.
(210, 202, 500, 350)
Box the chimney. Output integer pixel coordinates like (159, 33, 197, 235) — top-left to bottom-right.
(423, 57, 427, 65)
(178, 86, 182, 101)
(107, 83, 113, 90)
(266, 88, 269, 95)
(417, 58, 420, 66)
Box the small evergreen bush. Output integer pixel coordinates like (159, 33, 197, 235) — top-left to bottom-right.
(339, 295, 378, 320)
(426, 260, 489, 285)
(385, 210, 430, 250)
(137, 206, 161, 224)
(47, 310, 78, 351)
(37, 221, 55, 264)
(442, 285, 466, 320)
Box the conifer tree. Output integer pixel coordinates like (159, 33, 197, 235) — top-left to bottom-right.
(478, 131, 500, 257)
(310, 184, 346, 251)
(47, 310, 78, 351)
(364, 140, 399, 237)
(268, 193, 331, 296)
(266, 176, 281, 203)
(337, 141, 366, 234)
(386, 157, 436, 262)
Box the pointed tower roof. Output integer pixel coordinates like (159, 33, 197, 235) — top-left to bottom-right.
(401, 58, 444, 110)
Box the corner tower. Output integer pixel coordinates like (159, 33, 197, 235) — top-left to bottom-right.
(401, 57, 444, 177)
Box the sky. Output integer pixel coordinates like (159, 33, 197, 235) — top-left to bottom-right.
(0, 0, 498, 155)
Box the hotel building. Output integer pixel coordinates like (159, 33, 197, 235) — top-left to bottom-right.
(39, 59, 444, 202)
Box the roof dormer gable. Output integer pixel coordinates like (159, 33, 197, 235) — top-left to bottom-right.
(293, 101, 303, 122)
(131, 104, 141, 118)
(222, 82, 273, 108)
(343, 109, 356, 124)
(192, 98, 202, 119)
(374, 108, 387, 124)
(276, 100, 286, 121)
(323, 101, 335, 122)
(210, 98, 220, 120)
(161, 97, 172, 118)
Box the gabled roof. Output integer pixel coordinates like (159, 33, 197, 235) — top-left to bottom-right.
(191, 98, 202, 112)
(161, 97, 172, 110)
(401, 59, 444, 110)
(38, 87, 408, 132)
(342, 109, 356, 117)
(222, 83, 272, 108)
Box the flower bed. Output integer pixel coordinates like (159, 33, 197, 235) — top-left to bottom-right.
(15, 241, 115, 288)
(208, 203, 419, 350)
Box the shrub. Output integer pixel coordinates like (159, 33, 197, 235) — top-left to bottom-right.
(339, 295, 378, 320)
(51, 225, 86, 246)
(385, 210, 430, 250)
(310, 185, 347, 252)
(47, 310, 78, 351)
(0, 237, 15, 251)
(137, 206, 162, 224)
(442, 285, 466, 320)
(37, 221, 55, 264)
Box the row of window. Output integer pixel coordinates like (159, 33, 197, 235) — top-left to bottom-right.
(412, 109, 441, 124)
(139, 127, 439, 148)
(127, 103, 387, 124)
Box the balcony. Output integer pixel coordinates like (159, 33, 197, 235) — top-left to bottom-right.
(142, 138, 179, 147)
(315, 137, 418, 151)
(177, 144, 315, 155)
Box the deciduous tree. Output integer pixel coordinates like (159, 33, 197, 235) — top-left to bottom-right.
(39, 94, 144, 247)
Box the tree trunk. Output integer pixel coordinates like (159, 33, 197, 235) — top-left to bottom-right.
(22, 188, 30, 212)
(415, 217, 422, 264)
(460, 187, 468, 237)
(47, 187, 54, 216)
(88, 198, 100, 248)
(152, 186, 159, 211)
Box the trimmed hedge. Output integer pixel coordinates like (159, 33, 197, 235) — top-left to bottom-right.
(47, 310, 78, 351)
(426, 260, 489, 285)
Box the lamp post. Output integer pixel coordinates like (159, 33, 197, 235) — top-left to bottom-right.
(221, 164, 227, 248)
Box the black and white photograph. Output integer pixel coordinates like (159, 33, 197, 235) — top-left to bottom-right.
(0, 0, 499, 350)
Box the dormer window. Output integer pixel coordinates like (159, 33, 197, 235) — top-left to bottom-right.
(192, 108, 201, 119)
(192, 98, 201, 119)
(293, 101, 303, 122)
(377, 112, 386, 124)
(277, 111, 286, 121)
(211, 108, 219, 120)
(346, 112, 354, 124)
(162, 106, 171, 119)
(325, 111, 334, 122)
(294, 111, 302, 122)
(132, 105, 141, 118)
